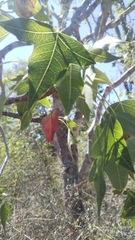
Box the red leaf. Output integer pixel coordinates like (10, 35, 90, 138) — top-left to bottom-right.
(42, 110, 58, 142)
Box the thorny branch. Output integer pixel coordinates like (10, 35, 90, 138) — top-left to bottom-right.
(0, 126, 9, 175)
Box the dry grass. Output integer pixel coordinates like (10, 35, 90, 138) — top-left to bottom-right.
(0, 124, 135, 239)
(0, 153, 135, 240)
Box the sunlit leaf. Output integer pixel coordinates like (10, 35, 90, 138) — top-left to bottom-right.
(0, 14, 10, 42)
(116, 112, 135, 136)
(38, 97, 50, 109)
(93, 36, 123, 50)
(0, 18, 95, 111)
(33, 1, 50, 21)
(91, 116, 123, 159)
(106, 100, 135, 118)
(66, 119, 77, 131)
(83, 66, 93, 111)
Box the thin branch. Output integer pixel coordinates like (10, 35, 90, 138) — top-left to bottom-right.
(0, 41, 31, 59)
(106, 5, 135, 31)
(83, 5, 135, 42)
(58, 0, 74, 30)
(2, 111, 45, 123)
(0, 126, 9, 175)
(63, 0, 101, 35)
(96, 0, 113, 40)
(5, 86, 56, 105)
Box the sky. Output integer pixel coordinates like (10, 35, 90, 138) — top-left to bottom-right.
(0, 0, 134, 100)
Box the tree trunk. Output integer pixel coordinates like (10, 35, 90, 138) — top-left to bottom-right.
(53, 92, 85, 223)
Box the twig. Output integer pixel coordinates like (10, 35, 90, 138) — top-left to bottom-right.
(2, 111, 46, 123)
(0, 126, 9, 175)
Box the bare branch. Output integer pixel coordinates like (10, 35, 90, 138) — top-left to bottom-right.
(2, 111, 45, 123)
(0, 41, 31, 59)
(5, 86, 56, 105)
(63, 0, 101, 36)
(96, 0, 113, 40)
(83, 5, 135, 42)
(59, 0, 74, 30)
(106, 5, 135, 31)
(0, 125, 9, 175)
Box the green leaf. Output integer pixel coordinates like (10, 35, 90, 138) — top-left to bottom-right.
(127, 137, 135, 163)
(66, 119, 77, 131)
(33, 1, 50, 21)
(88, 48, 120, 63)
(89, 66, 111, 101)
(116, 112, 135, 136)
(12, 79, 29, 95)
(0, 202, 12, 230)
(93, 36, 123, 50)
(0, 18, 95, 110)
(17, 102, 28, 116)
(94, 160, 106, 217)
(89, 160, 97, 182)
(0, 15, 10, 42)
(105, 158, 128, 190)
(93, 67, 111, 84)
(38, 97, 50, 109)
(91, 116, 123, 159)
(0, 93, 5, 118)
(131, 217, 135, 229)
(56, 64, 83, 115)
(121, 188, 135, 227)
(76, 95, 90, 124)
(125, 205, 135, 218)
(10, 74, 25, 82)
(21, 110, 32, 130)
(106, 100, 135, 118)
(83, 67, 94, 111)
(115, 139, 134, 173)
